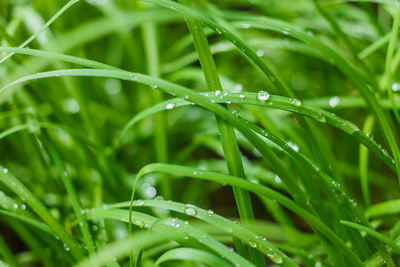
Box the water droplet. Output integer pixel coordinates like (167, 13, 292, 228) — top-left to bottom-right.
(207, 209, 214, 215)
(287, 141, 299, 152)
(193, 171, 198, 175)
(13, 203, 18, 209)
(282, 27, 290, 35)
(274, 175, 282, 184)
(290, 98, 302, 106)
(242, 23, 251, 29)
(329, 96, 340, 107)
(256, 49, 264, 57)
(80, 209, 85, 214)
(2, 168, 8, 174)
(215, 90, 221, 97)
(366, 133, 374, 139)
(216, 28, 223, 34)
(151, 85, 158, 89)
(166, 103, 175, 110)
(184, 205, 197, 216)
(134, 219, 144, 228)
(135, 200, 144, 206)
(313, 112, 326, 123)
(145, 187, 157, 198)
(392, 83, 399, 92)
(270, 253, 283, 264)
(175, 223, 181, 228)
(257, 91, 270, 101)
(248, 241, 257, 248)
(20, 204, 26, 210)
(239, 94, 245, 99)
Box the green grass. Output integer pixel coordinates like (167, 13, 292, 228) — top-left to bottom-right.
(0, 0, 400, 266)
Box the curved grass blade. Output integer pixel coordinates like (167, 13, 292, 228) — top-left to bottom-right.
(1, 48, 394, 171)
(0, 69, 373, 236)
(341, 220, 400, 254)
(107, 199, 295, 266)
(117, 92, 395, 171)
(155, 247, 232, 267)
(86, 208, 254, 267)
(134, 163, 363, 266)
(0, 209, 51, 234)
(366, 199, 400, 218)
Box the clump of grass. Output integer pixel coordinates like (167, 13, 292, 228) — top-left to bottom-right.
(0, 0, 400, 266)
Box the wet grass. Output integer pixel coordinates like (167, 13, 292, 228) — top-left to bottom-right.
(0, 0, 400, 266)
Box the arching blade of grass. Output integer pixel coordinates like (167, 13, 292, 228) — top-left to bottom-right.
(340, 220, 400, 254)
(133, 163, 363, 266)
(0, 209, 51, 234)
(86, 209, 254, 267)
(0, 167, 84, 260)
(73, 227, 252, 267)
(154, 247, 232, 267)
(0, 48, 393, 171)
(0, 47, 119, 70)
(0, 69, 371, 225)
(366, 199, 400, 218)
(105, 199, 296, 265)
(117, 92, 394, 171)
